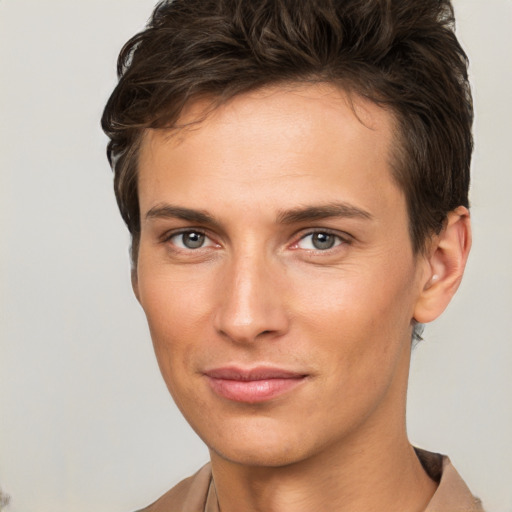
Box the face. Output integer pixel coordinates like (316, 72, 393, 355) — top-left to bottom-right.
(135, 84, 429, 467)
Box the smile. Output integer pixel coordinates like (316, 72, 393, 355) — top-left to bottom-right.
(204, 367, 308, 403)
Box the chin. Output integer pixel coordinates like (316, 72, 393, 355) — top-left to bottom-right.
(201, 419, 323, 468)
(211, 442, 309, 468)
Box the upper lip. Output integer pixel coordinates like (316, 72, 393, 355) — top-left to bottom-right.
(204, 366, 307, 381)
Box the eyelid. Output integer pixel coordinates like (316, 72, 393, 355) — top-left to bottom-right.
(290, 228, 352, 250)
(161, 228, 219, 249)
(159, 226, 351, 251)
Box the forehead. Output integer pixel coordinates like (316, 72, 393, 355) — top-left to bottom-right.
(143, 82, 395, 154)
(137, 83, 403, 226)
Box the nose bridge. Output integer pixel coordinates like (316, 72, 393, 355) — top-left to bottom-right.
(214, 245, 288, 343)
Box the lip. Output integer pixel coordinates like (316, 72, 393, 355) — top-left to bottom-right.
(204, 366, 308, 403)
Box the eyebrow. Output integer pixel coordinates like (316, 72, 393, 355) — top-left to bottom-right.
(145, 202, 373, 227)
(276, 202, 373, 224)
(145, 204, 221, 228)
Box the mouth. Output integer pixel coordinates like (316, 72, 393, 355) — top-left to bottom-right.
(203, 366, 308, 403)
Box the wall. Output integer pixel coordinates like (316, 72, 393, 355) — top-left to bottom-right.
(0, 1, 510, 511)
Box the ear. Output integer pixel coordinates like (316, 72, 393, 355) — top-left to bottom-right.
(413, 206, 472, 324)
(131, 267, 141, 303)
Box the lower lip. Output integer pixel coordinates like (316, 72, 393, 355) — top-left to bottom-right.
(206, 376, 306, 403)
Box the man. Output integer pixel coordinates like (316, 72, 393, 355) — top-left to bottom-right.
(102, 0, 482, 510)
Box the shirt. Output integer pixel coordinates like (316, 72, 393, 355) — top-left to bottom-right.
(137, 449, 484, 512)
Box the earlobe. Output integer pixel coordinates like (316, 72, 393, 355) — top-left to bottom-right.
(413, 206, 472, 324)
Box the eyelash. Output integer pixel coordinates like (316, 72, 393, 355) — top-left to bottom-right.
(162, 229, 215, 250)
(292, 229, 350, 252)
(161, 228, 351, 253)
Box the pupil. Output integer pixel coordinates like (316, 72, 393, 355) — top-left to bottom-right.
(183, 232, 204, 249)
(313, 233, 335, 250)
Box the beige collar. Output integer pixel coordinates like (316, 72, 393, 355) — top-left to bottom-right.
(139, 449, 484, 512)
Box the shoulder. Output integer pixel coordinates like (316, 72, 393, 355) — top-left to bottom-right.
(416, 448, 485, 512)
(136, 463, 212, 512)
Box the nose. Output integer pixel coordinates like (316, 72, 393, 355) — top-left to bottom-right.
(213, 252, 290, 344)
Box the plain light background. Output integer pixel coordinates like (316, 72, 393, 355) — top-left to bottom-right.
(0, 1, 510, 511)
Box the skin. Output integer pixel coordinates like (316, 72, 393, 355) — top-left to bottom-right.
(134, 83, 471, 512)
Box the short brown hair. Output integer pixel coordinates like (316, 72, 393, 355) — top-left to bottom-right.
(102, 0, 473, 263)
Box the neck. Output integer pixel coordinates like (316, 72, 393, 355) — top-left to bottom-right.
(209, 343, 437, 512)
(211, 430, 436, 512)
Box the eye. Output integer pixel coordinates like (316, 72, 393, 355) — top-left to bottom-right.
(296, 232, 345, 251)
(169, 230, 216, 250)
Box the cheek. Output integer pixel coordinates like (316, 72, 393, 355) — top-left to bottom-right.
(138, 258, 214, 328)
(292, 260, 415, 332)
(137, 268, 213, 385)
(288, 259, 417, 371)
